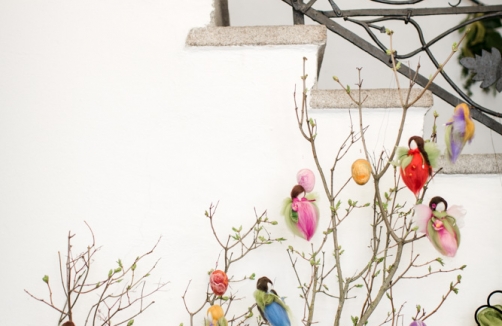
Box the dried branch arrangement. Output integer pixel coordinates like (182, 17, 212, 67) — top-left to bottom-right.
(286, 30, 469, 326)
(25, 222, 168, 326)
(181, 202, 285, 326)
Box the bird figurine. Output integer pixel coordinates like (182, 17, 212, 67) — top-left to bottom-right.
(254, 276, 291, 326)
(414, 196, 465, 257)
(205, 305, 228, 326)
(282, 169, 319, 241)
(395, 136, 440, 196)
(445, 103, 475, 163)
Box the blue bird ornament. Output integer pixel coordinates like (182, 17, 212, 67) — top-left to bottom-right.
(254, 276, 291, 326)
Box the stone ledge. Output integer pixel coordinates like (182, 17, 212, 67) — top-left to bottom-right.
(438, 154, 502, 174)
(186, 25, 327, 47)
(310, 89, 433, 108)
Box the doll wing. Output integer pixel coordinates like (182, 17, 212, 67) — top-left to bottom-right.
(281, 197, 303, 238)
(413, 204, 432, 233)
(392, 146, 410, 167)
(447, 205, 466, 228)
(424, 141, 441, 168)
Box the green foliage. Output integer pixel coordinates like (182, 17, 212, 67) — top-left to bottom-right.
(458, 15, 502, 96)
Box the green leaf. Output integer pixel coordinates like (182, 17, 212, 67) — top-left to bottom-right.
(114, 268, 122, 273)
(117, 259, 123, 268)
(127, 320, 134, 326)
(249, 273, 255, 280)
(131, 263, 137, 271)
(42, 275, 49, 284)
(108, 269, 113, 278)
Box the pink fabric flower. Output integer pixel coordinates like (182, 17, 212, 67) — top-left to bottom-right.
(210, 270, 228, 296)
(297, 169, 315, 192)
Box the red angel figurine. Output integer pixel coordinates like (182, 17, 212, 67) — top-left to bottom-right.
(395, 136, 440, 196)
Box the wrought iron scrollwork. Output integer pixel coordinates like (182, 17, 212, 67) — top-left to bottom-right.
(371, 0, 423, 4)
(280, 0, 502, 134)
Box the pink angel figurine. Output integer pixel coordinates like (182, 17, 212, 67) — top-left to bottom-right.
(282, 169, 319, 241)
(414, 196, 465, 257)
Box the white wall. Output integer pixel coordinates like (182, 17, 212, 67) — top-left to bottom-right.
(229, 0, 502, 154)
(1, 1, 501, 325)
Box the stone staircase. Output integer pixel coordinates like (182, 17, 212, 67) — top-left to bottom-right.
(185, 22, 502, 175)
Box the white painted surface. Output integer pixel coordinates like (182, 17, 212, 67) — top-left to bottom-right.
(0, 1, 501, 326)
(229, 0, 502, 155)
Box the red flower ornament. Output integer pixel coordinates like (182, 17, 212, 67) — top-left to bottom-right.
(210, 270, 228, 296)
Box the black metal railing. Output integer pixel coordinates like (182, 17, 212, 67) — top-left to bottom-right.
(282, 0, 502, 134)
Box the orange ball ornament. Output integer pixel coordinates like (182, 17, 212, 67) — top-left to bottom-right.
(351, 159, 371, 185)
(207, 305, 225, 325)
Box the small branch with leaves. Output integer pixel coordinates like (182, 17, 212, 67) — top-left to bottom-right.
(182, 202, 284, 326)
(25, 222, 168, 326)
(288, 29, 468, 326)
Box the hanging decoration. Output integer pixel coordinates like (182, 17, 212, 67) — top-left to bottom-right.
(254, 276, 291, 326)
(445, 103, 476, 163)
(209, 270, 228, 296)
(395, 136, 440, 196)
(414, 196, 466, 257)
(282, 169, 319, 241)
